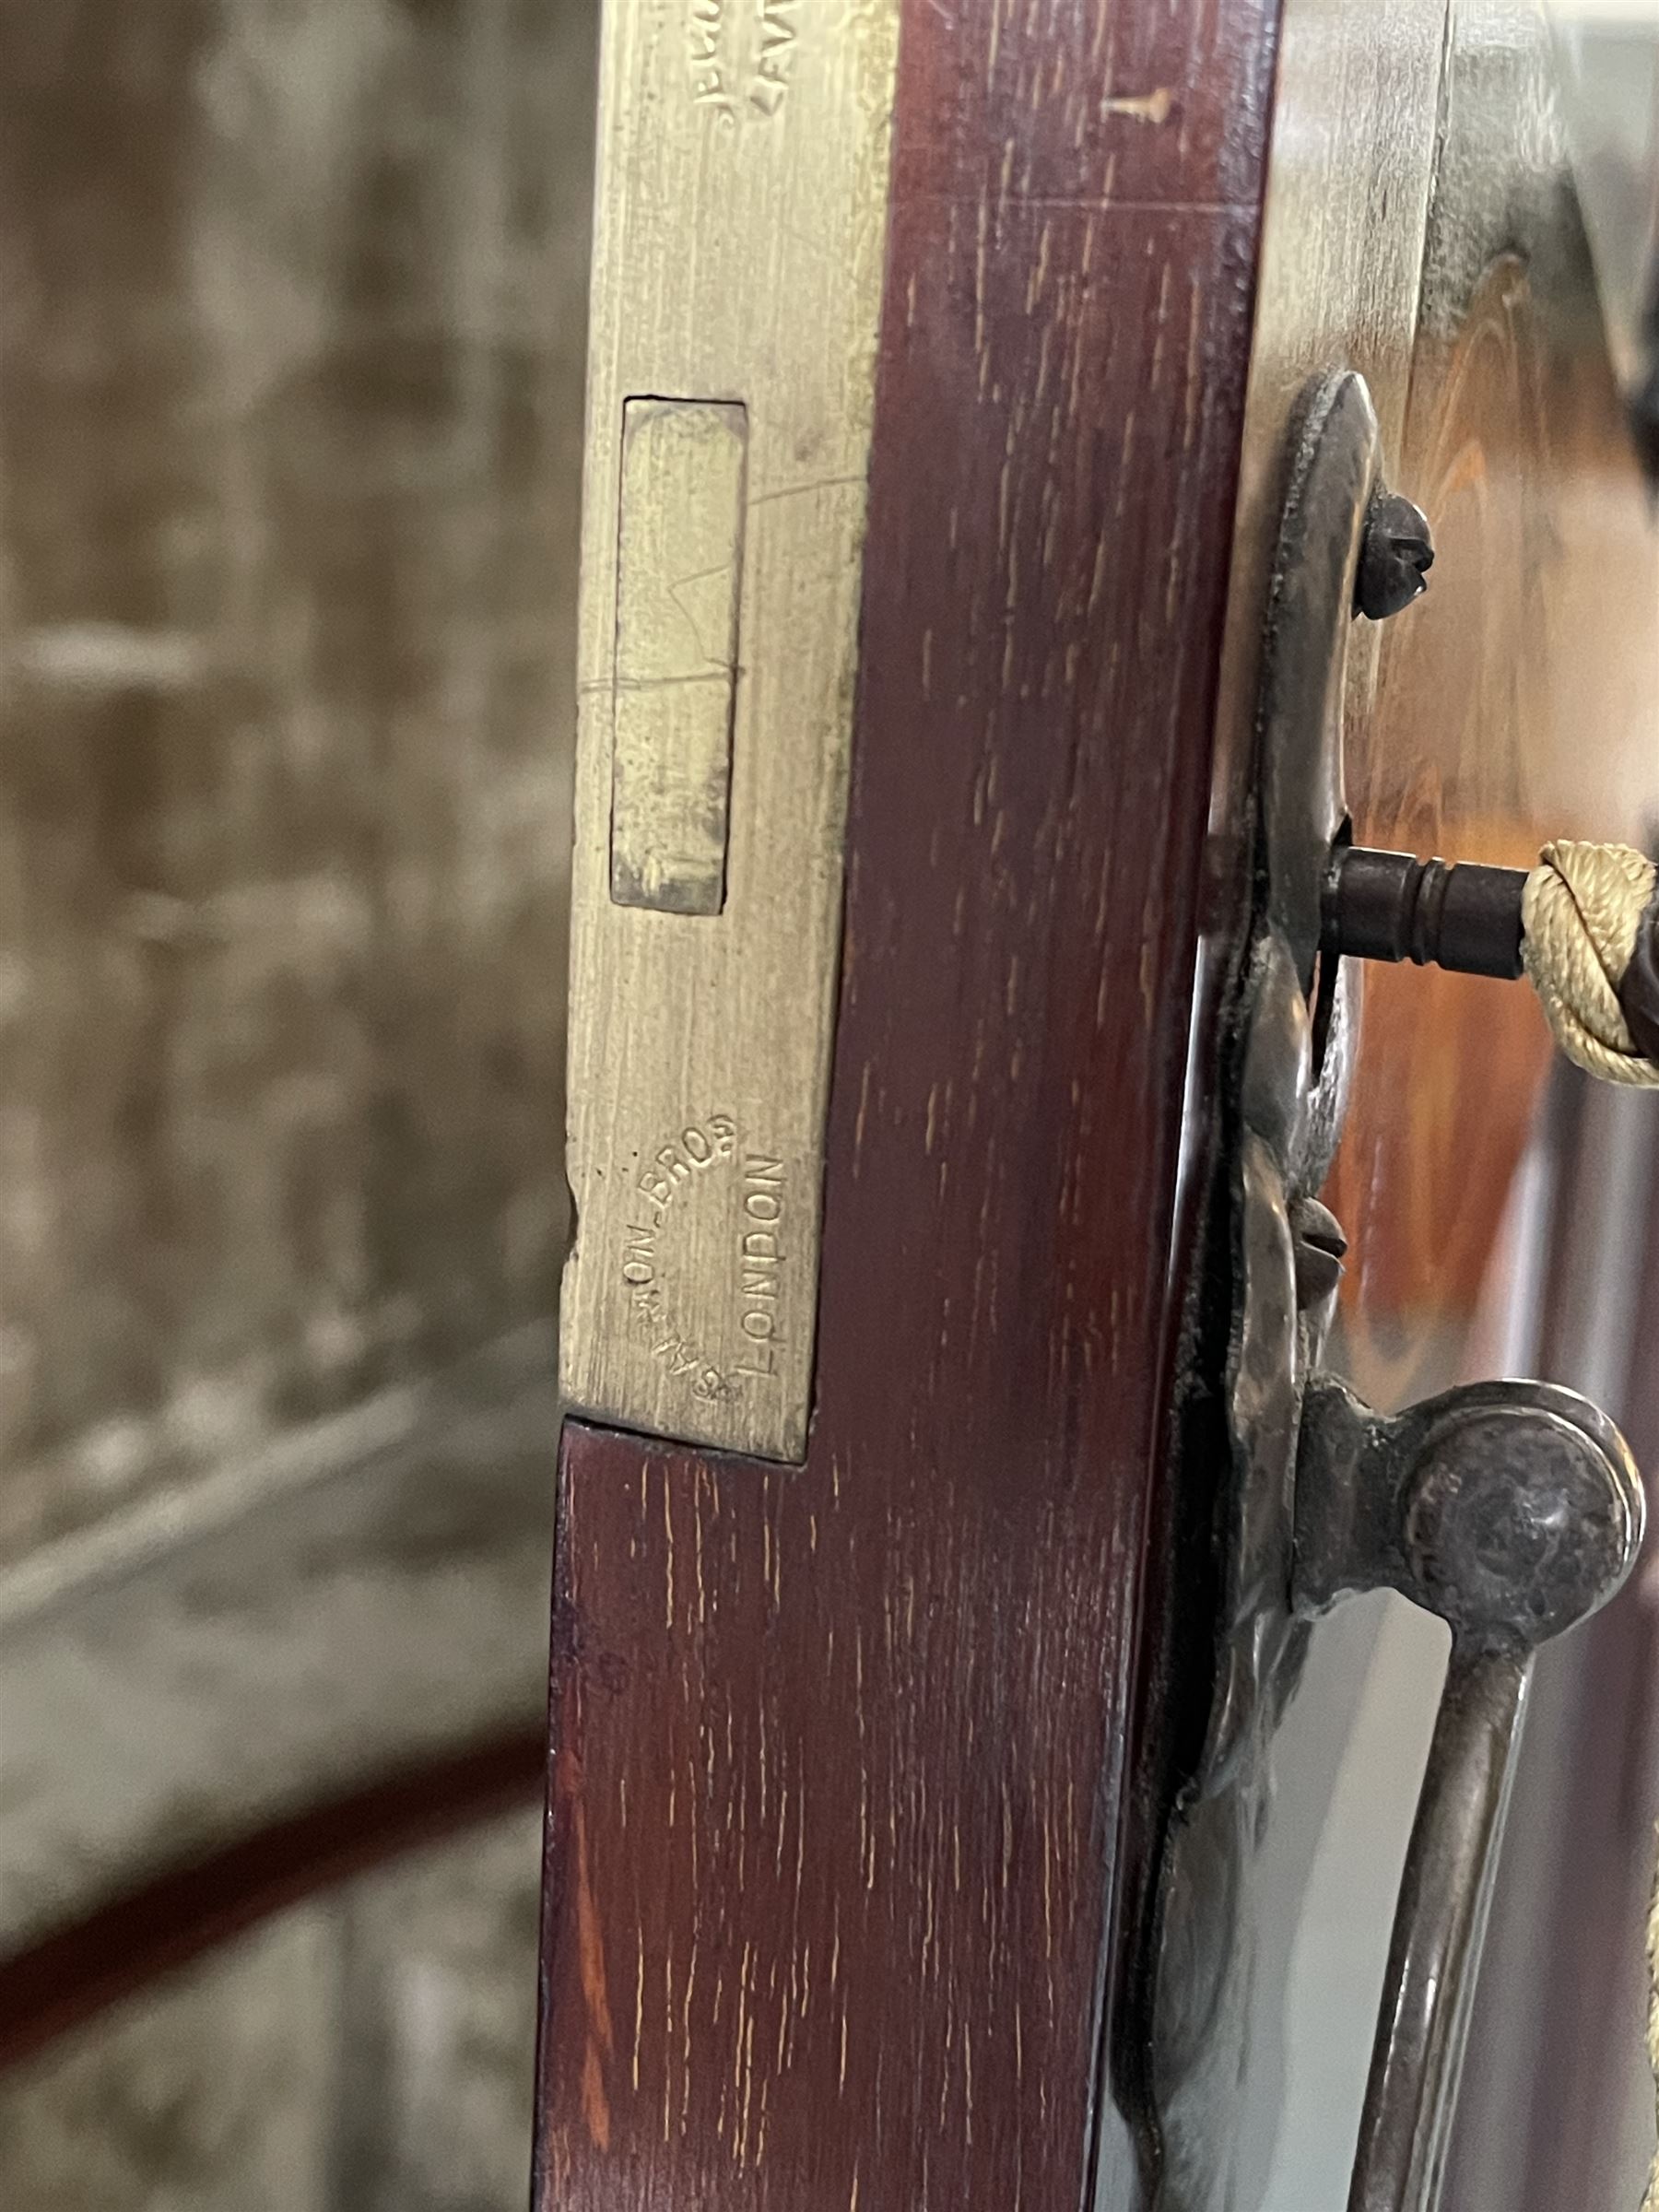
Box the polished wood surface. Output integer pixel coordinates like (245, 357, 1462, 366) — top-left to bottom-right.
(538, 2, 1659, 2205)
(535, 0, 1283, 2201)
(1335, 223, 1659, 1411)
(1246, 7, 1659, 2203)
(1206, 0, 1656, 1428)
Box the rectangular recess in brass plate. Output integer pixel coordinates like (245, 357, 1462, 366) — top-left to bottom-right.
(559, 0, 901, 1463)
(610, 399, 747, 918)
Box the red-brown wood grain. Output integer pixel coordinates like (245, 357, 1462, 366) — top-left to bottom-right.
(535, 2, 1283, 2203)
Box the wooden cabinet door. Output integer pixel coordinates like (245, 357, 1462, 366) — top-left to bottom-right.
(535, 3, 1659, 2207)
(1218, 9, 1659, 2207)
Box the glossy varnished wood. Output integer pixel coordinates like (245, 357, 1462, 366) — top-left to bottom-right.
(1232, 6, 1659, 2200)
(1121, 14, 1455, 2181)
(1391, 27, 1659, 2173)
(1334, 41, 1659, 1410)
(535, 0, 1283, 2203)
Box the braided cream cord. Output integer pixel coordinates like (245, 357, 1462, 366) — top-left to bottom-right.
(1521, 841, 1659, 1088)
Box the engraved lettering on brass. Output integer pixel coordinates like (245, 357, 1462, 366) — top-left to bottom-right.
(614, 1116, 749, 1404)
(562, 0, 900, 1461)
(685, 0, 800, 124)
(631, 1112, 736, 1224)
(735, 1155, 786, 1377)
(622, 1226, 657, 1284)
(749, 0, 800, 117)
(686, 0, 736, 122)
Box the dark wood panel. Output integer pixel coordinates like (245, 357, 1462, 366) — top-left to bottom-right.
(1244, 5, 1659, 2196)
(534, 1, 1282, 2203)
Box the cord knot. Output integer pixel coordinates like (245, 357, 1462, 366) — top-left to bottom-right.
(1521, 841, 1659, 1088)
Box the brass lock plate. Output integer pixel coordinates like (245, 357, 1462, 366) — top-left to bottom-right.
(559, 0, 901, 1461)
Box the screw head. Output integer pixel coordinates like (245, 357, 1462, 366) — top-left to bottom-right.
(1356, 490, 1435, 621)
(1290, 1196, 1347, 1310)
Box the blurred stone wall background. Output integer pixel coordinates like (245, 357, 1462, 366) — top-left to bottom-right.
(0, 1811, 542, 2212)
(0, 0, 596, 2201)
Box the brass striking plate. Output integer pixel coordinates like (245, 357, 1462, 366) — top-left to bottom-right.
(560, 0, 901, 1460)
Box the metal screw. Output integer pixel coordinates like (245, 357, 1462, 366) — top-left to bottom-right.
(1323, 849, 1659, 1058)
(1322, 849, 1527, 981)
(1355, 491, 1435, 621)
(1290, 1196, 1347, 1310)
